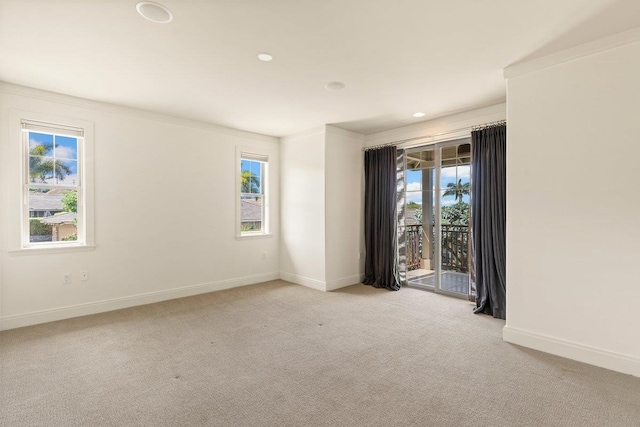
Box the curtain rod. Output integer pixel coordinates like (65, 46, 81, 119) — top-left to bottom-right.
(363, 120, 506, 151)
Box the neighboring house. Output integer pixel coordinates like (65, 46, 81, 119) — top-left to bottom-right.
(40, 212, 77, 241)
(29, 191, 76, 241)
(29, 192, 64, 218)
(241, 198, 262, 231)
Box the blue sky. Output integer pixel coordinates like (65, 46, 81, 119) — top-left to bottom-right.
(406, 165, 470, 206)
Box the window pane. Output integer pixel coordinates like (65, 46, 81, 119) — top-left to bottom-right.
(406, 170, 421, 192)
(405, 168, 422, 226)
(458, 143, 471, 164)
(241, 194, 263, 232)
(55, 159, 78, 185)
(441, 146, 457, 167)
(54, 135, 78, 160)
(241, 160, 255, 194)
(441, 142, 471, 205)
(458, 165, 470, 184)
(28, 189, 78, 242)
(29, 156, 54, 184)
(241, 159, 250, 173)
(441, 166, 457, 189)
(456, 165, 470, 204)
(250, 161, 262, 194)
(28, 132, 54, 157)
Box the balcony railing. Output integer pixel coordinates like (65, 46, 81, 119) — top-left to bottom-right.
(406, 225, 423, 271)
(405, 224, 469, 273)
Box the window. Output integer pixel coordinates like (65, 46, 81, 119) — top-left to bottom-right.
(238, 151, 269, 236)
(22, 120, 86, 247)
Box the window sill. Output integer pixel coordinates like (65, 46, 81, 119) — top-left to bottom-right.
(9, 244, 97, 256)
(235, 233, 273, 240)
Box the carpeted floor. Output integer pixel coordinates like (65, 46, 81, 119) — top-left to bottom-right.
(1, 280, 639, 426)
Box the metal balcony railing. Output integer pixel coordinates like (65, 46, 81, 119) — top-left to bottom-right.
(405, 224, 469, 273)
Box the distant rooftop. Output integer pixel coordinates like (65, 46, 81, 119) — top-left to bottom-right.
(29, 193, 63, 212)
(40, 212, 76, 225)
(241, 199, 262, 222)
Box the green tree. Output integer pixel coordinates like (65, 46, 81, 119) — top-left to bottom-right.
(443, 179, 470, 203)
(241, 170, 260, 193)
(62, 192, 78, 213)
(442, 201, 470, 225)
(29, 143, 72, 183)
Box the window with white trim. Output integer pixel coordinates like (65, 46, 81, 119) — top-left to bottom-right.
(22, 120, 86, 247)
(238, 152, 269, 236)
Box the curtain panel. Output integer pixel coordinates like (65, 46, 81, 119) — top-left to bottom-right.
(363, 146, 401, 291)
(471, 124, 507, 319)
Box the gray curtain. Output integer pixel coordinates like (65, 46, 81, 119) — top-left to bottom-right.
(471, 124, 506, 319)
(363, 146, 401, 291)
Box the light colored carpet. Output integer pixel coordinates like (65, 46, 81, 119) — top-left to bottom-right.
(1, 280, 639, 426)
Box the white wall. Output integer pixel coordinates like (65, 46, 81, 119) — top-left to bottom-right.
(503, 39, 640, 376)
(279, 127, 327, 290)
(325, 126, 365, 290)
(280, 125, 365, 291)
(0, 83, 280, 330)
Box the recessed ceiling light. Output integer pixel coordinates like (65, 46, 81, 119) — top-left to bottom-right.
(413, 112, 426, 118)
(257, 53, 273, 62)
(136, 1, 173, 24)
(325, 81, 345, 91)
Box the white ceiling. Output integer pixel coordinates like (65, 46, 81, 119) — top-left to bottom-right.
(1, 0, 637, 137)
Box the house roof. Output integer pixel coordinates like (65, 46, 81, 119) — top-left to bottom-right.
(40, 212, 76, 225)
(29, 193, 63, 212)
(241, 199, 262, 222)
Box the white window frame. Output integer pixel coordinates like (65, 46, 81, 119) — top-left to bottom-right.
(10, 110, 95, 254)
(236, 147, 270, 238)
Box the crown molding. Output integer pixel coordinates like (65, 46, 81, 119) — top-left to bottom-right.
(504, 27, 640, 79)
(325, 125, 365, 141)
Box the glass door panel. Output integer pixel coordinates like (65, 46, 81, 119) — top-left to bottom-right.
(438, 143, 471, 296)
(405, 148, 436, 288)
(405, 138, 471, 298)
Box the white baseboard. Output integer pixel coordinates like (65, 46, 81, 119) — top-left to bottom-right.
(0, 272, 280, 331)
(279, 272, 327, 291)
(503, 325, 640, 378)
(326, 274, 364, 291)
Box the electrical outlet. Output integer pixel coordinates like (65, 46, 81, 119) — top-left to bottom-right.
(63, 273, 72, 284)
(80, 271, 88, 281)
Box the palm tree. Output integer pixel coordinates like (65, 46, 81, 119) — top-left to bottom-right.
(29, 143, 72, 183)
(240, 170, 260, 194)
(443, 179, 470, 203)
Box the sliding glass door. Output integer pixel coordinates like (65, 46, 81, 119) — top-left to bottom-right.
(404, 138, 472, 298)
